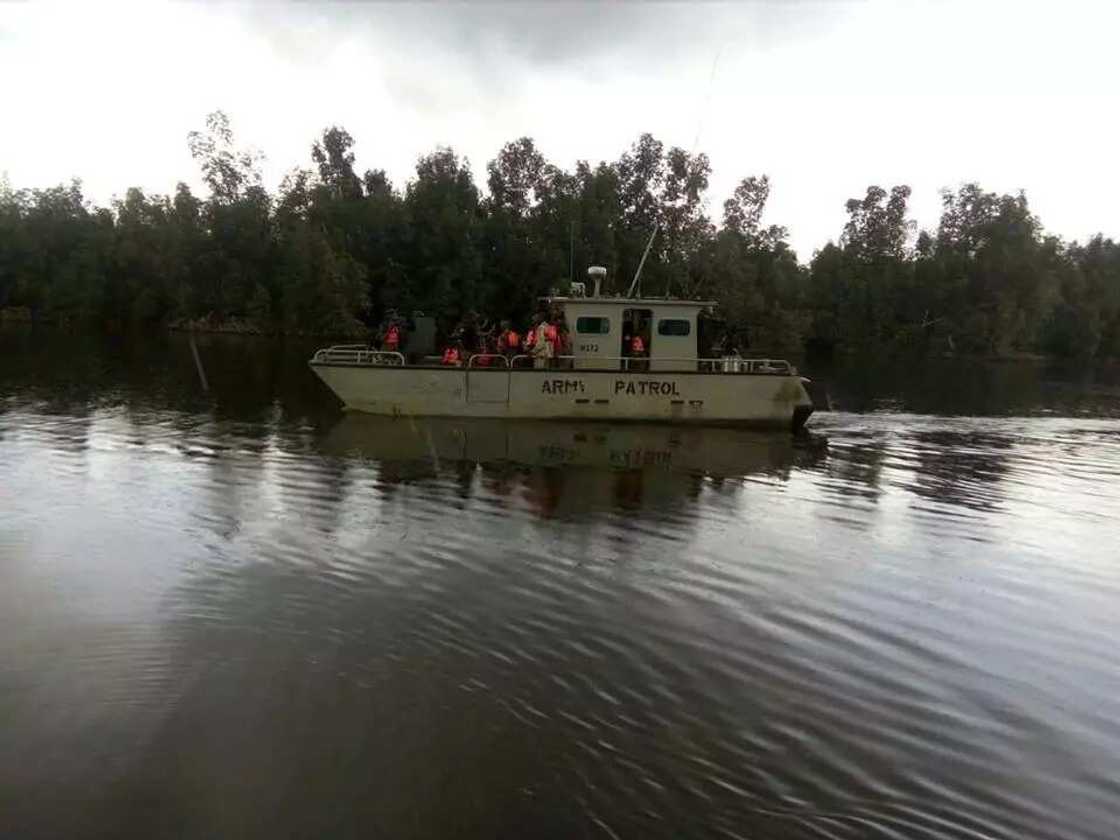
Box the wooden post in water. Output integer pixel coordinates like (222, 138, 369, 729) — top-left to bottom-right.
(189, 334, 209, 392)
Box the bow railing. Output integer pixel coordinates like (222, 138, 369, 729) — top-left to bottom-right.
(310, 346, 405, 366)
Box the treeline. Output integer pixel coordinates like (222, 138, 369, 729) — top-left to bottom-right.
(1, 111, 1118, 358)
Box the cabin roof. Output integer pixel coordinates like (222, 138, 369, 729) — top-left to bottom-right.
(545, 296, 716, 309)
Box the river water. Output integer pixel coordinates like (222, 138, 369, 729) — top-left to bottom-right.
(2, 330, 1119, 839)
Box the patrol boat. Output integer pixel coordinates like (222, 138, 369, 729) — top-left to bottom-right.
(309, 267, 814, 431)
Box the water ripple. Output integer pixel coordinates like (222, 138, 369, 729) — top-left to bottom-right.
(2, 389, 1120, 837)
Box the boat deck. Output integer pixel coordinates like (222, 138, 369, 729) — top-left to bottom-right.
(310, 346, 798, 376)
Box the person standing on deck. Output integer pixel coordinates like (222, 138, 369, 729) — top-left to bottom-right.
(383, 320, 401, 355)
(523, 319, 536, 368)
(555, 316, 571, 368)
(441, 342, 462, 366)
(630, 331, 648, 372)
(544, 319, 559, 368)
(531, 317, 553, 369)
(460, 312, 480, 357)
(475, 333, 498, 367)
(498, 321, 521, 360)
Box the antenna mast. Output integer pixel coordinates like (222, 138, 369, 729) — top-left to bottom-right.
(624, 47, 722, 301)
(569, 221, 575, 287)
(626, 48, 722, 300)
(627, 222, 658, 298)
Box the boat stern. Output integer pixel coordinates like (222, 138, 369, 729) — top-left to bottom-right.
(792, 376, 815, 431)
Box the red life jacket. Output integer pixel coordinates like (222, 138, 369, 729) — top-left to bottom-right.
(544, 324, 558, 346)
(631, 335, 646, 354)
(384, 325, 400, 350)
(442, 347, 460, 366)
(504, 330, 521, 352)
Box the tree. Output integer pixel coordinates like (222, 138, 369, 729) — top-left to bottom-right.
(932, 184, 1051, 354)
(841, 185, 913, 262)
(311, 126, 363, 202)
(723, 176, 769, 239)
(3, 116, 1118, 362)
(613, 133, 712, 297)
(404, 148, 483, 323)
(187, 111, 263, 204)
(487, 137, 546, 218)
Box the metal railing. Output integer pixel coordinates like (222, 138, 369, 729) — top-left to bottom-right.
(509, 354, 794, 374)
(311, 346, 793, 375)
(466, 354, 511, 368)
(701, 357, 794, 374)
(310, 346, 405, 366)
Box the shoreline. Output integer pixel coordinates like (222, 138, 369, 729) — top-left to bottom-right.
(2, 309, 1114, 364)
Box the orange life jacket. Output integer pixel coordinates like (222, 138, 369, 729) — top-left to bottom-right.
(503, 330, 521, 352)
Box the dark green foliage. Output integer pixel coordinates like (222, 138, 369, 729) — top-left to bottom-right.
(1, 114, 1117, 359)
(803, 183, 1119, 359)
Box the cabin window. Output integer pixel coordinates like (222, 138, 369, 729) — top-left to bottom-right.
(657, 319, 691, 337)
(576, 316, 611, 335)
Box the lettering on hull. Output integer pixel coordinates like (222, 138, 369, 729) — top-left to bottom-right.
(541, 379, 587, 395)
(614, 380, 681, 397)
(538, 444, 577, 463)
(539, 378, 683, 398)
(609, 449, 673, 467)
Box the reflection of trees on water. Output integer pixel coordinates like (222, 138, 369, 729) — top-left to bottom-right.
(802, 421, 1021, 523)
(93, 549, 622, 836)
(815, 431, 889, 505)
(807, 425, 1017, 519)
(83, 422, 828, 838)
(0, 329, 338, 430)
(815, 352, 1120, 418)
(904, 430, 1014, 513)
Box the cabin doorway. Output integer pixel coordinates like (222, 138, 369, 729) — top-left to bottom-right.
(622, 308, 652, 371)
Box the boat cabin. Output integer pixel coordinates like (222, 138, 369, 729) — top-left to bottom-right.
(548, 294, 713, 372)
(541, 264, 712, 372)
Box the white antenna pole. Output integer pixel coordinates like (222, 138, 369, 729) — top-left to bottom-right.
(627, 45, 721, 302)
(691, 45, 724, 157)
(569, 221, 575, 286)
(626, 47, 722, 301)
(627, 222, 658, 298)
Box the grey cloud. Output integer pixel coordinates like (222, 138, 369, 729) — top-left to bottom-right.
(243, 2, 847, 82)
(230, 0, 853, 137)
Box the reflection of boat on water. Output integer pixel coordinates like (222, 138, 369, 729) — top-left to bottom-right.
(321, 414, 826, 479)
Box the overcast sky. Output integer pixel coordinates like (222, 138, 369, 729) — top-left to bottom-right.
(1, 0, 1117, 258)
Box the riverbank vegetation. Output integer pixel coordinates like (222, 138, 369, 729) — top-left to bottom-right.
(2, 111, 1118, 358)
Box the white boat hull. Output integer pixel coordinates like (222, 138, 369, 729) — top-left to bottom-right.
(309, 363, 814, 430)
